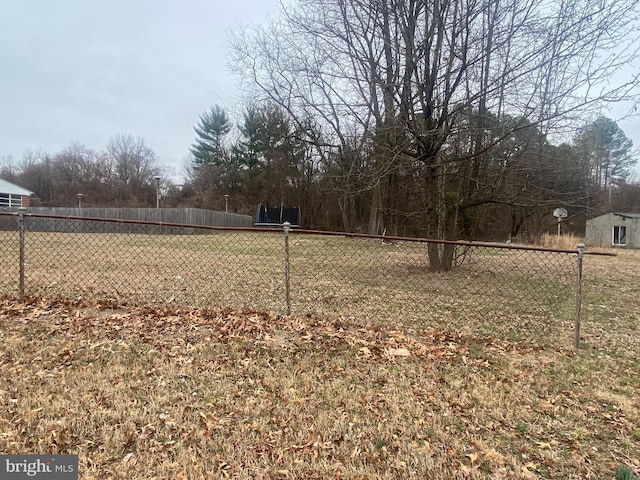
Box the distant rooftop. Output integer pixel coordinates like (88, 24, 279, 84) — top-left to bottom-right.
(0, 178, 33, 196)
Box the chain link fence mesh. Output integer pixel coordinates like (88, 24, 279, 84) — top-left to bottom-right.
(0, 214, 19, 296)
(0, 212, 581, 343)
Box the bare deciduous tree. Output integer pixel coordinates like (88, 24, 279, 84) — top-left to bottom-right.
(106, 134, 160, 205)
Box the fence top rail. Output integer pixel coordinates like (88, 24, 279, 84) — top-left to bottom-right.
(292, 228, 616, 255)
(0, 211, 280, 234)
(0, 210, 616, 255)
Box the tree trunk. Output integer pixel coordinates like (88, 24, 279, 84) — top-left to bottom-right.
(424, 166, 443, 270)
(368, 180, 384, 235)
(338, 192, 353, 232)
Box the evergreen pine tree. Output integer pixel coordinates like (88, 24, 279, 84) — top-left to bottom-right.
(190, 105, 231, 167)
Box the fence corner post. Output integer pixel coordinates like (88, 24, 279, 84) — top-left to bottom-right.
(282, 222, 292, 316)
(17, 207, 27, 300)
(574, 243, 585, 349)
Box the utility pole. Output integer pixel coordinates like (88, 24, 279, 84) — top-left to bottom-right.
(153, 176, 162, 208)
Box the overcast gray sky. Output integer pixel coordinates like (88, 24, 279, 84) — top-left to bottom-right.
(0, 0, 280, 177)
(1, 0, 639, 180)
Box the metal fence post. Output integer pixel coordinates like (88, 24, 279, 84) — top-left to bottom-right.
(283, 221, 291, 315)
(574, 243, 585, 349)
(18, 207, 26, 299)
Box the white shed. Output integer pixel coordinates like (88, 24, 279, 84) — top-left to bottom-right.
(585, 212, 640, 248)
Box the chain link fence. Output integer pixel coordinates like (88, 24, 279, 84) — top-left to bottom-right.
(0, 211, 586, 346)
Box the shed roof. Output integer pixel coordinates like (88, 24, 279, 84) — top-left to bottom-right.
(613, 212, 640, 219)
(0, 178, 33, 196)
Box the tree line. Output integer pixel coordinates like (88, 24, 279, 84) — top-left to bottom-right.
(2, 107, 638, 253)
(186, 104, 639, 242)
(1, 134, 165, 208)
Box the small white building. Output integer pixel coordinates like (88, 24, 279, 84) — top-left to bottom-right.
(585, 212, 640, 248)
(0, 178, 33, 208)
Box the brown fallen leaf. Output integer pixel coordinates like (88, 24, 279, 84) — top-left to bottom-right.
(359, 346, 372, 357)
(521, 462, 539, 479)
(537, 400, 555, 414)
(386, 347, 411, 357)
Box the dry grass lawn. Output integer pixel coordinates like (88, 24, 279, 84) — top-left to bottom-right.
(0, 235, 638, 479)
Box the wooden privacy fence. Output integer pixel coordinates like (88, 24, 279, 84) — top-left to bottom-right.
(0, 207, 252, 232)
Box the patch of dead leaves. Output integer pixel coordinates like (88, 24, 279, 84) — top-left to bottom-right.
(0, 297, 486, 367)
